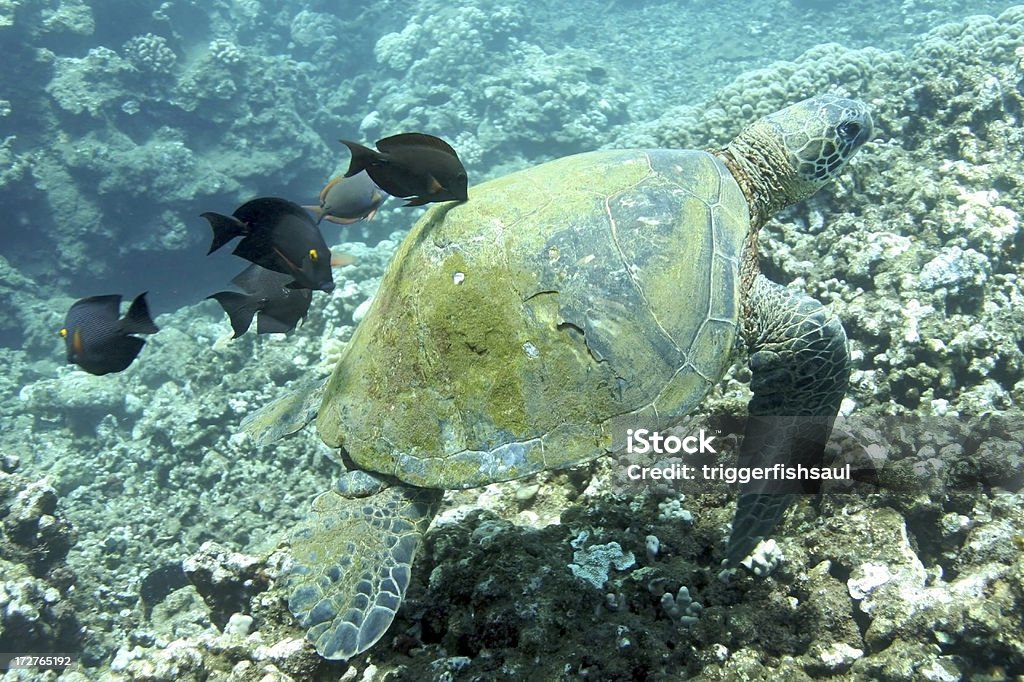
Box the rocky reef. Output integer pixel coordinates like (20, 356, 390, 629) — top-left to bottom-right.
(0, 456, 81, 665)
(1, 0, 1023, 680)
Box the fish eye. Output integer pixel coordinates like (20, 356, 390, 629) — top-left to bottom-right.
(59, 328, 67, 338)
(309, 248, 319, 262)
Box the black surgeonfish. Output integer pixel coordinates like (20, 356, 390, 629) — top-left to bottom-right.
(202, 197, 335, 292)
(207, 264, 313, 338)
(340, 132, 469, 207)
(60, 292, 159, 375)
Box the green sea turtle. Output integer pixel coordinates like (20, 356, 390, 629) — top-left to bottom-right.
(244, 94, 873, 659)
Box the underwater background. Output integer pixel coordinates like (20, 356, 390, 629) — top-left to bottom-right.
(2, 0, 1024, 679)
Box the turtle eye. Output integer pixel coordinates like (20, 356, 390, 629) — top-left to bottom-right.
(837, 121, 863, 145)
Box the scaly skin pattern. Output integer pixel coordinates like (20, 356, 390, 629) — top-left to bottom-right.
(317, 148, 748, 490)
(726, 273, 852, 564)
(717, 95, 873, 300)
(286, 484, 443, 660)
(717, 94, 872, 562)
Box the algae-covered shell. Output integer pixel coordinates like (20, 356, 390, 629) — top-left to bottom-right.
(317, 148, 748, 489)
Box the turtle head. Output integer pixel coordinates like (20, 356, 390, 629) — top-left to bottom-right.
(719, 94, 873, 228)
(768, 94, 873, 190)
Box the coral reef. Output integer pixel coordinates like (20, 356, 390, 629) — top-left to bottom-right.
(368, 3, 631, 171)
(1, 0, 1024, 679)
(3, 0, 95, 38)
(121, 33, 177, 75)
(568, 532, 636, 589)
(0, 460, 81, 660)
(181, 542, 268, 628)
(47, 48, 135, 117)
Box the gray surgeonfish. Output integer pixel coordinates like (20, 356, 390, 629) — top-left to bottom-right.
(207, 264, 313, 338)
(60, 292, 159, 375)
(202, 197, 335, 293)
(305, 170, 388, 225)
(340, 132, 468, 207)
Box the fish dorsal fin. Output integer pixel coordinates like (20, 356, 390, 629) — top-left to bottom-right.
(122, 292, 159, 335)
(229, 265, 261, 292)
(375, 132, 459, 158)
(77, 294, 123, 315)
(236, 197, 313, 224)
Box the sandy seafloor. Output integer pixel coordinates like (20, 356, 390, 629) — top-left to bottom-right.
(2, 0, 1024, 679)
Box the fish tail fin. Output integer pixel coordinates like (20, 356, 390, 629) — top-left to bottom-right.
(202, 211, 248, 254)
(339, 140, 379, 178)
(122, 292, 159, 335)
(207, 292, 257, 339)
(302, 205, 325, 223)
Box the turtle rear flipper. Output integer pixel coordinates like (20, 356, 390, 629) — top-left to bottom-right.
(237, 377, 328, 446)
(285, 484, 443, 659)
(727, 274, 850, 565)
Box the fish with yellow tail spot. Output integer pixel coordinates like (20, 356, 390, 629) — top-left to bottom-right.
(202, 197, 335, 292)
(61, 292, 159, 375)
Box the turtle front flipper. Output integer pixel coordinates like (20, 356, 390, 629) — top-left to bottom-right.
(284, 481, 443, 659)
(726, 274, 849, 565)
(237, 377, 328, 446)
